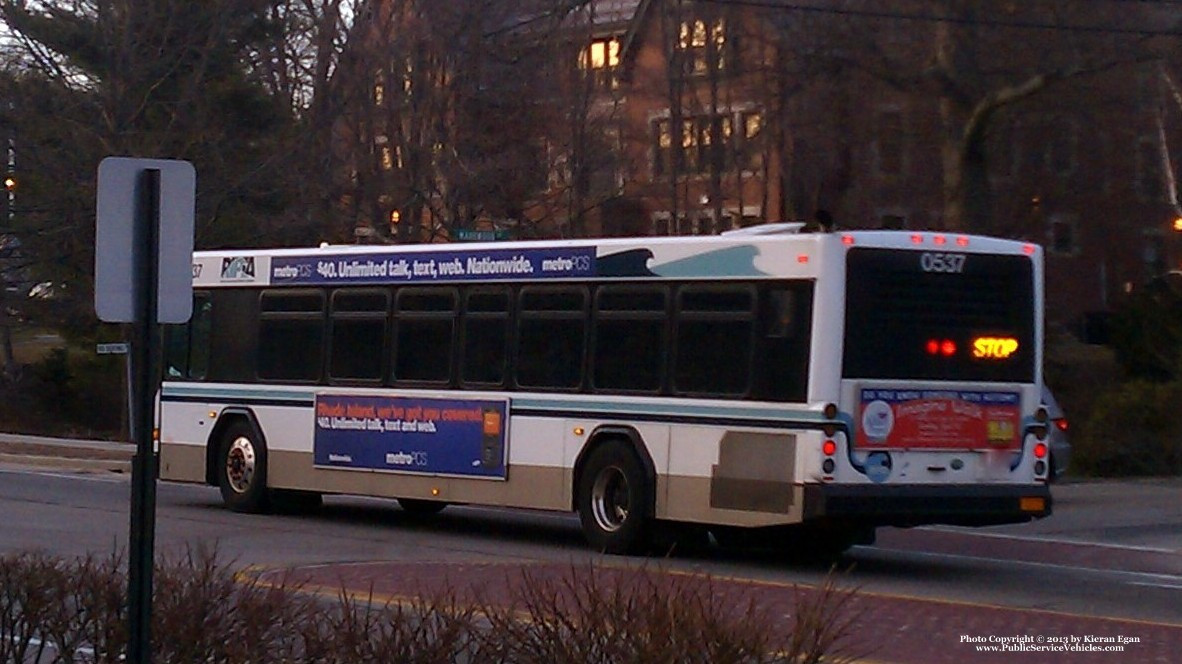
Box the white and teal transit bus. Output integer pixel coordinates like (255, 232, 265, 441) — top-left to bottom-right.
(160, 224, 1052, 555)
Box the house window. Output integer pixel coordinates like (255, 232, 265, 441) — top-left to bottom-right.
(876, 110, 903, 176)
(738, 111, 762, 170)
(678, 17, 727, 75)
(651, 110, 762, 178)
(652, 211, 672, 236)
(654, 119, 673, 177)
(579, 37, 620, 89)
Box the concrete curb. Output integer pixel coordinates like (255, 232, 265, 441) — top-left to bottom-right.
(0, 452, 131, 473)
(0, 434, 134, 473)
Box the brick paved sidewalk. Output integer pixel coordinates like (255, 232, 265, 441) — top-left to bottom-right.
(254, 560, 1181, 664)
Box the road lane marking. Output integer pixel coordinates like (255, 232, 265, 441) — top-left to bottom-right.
(924, 526, 1180, 554)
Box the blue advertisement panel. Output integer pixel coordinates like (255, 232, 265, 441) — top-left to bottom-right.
(272, 246, 596, 285)
(313, 394, 508, 479)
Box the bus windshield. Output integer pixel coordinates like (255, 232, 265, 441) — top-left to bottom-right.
(842, 247, 1035, 382)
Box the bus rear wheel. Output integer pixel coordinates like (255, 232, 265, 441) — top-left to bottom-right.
(576, 441, 651, 555)
(217, 421, 269, 513)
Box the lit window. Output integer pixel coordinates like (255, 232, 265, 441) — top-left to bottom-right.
(677, 17, 726, 74)
(579, 38, 620, 89)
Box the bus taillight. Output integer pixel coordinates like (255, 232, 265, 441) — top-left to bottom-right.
(822, 438, 837, 475)
(1033, 442, 1048, 459)
(925, 338, 957, 356)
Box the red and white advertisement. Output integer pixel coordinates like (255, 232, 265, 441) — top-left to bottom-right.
(856, 389, 1021, 450)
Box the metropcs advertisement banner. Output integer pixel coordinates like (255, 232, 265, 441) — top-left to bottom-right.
(313, 394, 509, 479)
(272, 246, 596, 285)
(856, 389, 1021, 450)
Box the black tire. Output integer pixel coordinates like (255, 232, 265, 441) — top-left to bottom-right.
(576, 440, 652, 555)
(217, 420, 270, 513)
(398, 498, 448, 516)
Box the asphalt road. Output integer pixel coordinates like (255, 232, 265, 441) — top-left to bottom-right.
(2, 466, 1180, 663)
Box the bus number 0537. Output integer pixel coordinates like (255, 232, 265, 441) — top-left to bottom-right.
(920, 252, 967, 274)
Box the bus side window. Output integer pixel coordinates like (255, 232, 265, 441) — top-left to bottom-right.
(516, 286, 587, 390)
(461, 288, 510, 387)
(754, 284, 813, 402)
(673, 285, 755, 397)
(593, 285, 666, 393)
(329, 289, 388, 382)
(258, 290, 325, 382)
(163, 293, 210, 380)
(393, 288, 457, 384)
(188, 295, 212, 379)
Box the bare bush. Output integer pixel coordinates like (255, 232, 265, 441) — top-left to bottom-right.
(0, 549, 862, 663)
(471, 563, 864, 664)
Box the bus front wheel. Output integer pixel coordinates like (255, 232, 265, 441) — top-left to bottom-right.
(576, 441, 651, 555)
(217, 421, 270, 513)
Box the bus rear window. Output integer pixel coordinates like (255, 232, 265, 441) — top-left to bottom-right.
(843, 248, 1035, 382)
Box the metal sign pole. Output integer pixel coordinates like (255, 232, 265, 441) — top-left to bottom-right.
(127, 168, 161, 664)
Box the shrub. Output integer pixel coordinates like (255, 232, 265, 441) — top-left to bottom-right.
(0, 549, 862, 663)
(1075, 379, 1182, 477)
(0, 345, 123, 439)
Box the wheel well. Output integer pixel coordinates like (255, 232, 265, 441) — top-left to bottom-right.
(205, 409, 264, 486)
(570, 425, 657, 513)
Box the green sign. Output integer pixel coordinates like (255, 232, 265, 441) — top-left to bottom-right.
(454, 228, 511, 242)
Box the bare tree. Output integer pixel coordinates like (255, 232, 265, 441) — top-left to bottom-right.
(768, 0, 1164, 233)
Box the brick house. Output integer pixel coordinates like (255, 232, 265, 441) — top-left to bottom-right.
(515, 0, 1182, 332)
(355, 0, 1181, 332)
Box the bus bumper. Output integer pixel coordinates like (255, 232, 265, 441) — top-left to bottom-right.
(802, 483, 1052, 527)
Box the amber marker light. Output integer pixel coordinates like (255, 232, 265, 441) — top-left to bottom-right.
(1020, 496, 1046, 512)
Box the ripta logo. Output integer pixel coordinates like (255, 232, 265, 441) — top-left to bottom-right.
(221, 256, 255, 281)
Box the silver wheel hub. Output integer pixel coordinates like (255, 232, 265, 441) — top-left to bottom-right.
(591, 466, 630, 533)
(225, 437, 256, 494)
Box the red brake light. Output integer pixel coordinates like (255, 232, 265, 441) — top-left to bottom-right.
(1034, 442, 1048, 459)
(841, 234, 855, 245)
(926, 339, 940, 355)
(1055, 418, 1068, 432)
(933, 235, 947, 246)
(955, 236, 969, 247)
(910, 234, 924, 244)
(822, 440, 837, 456)
(941, 340, 957, 356)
